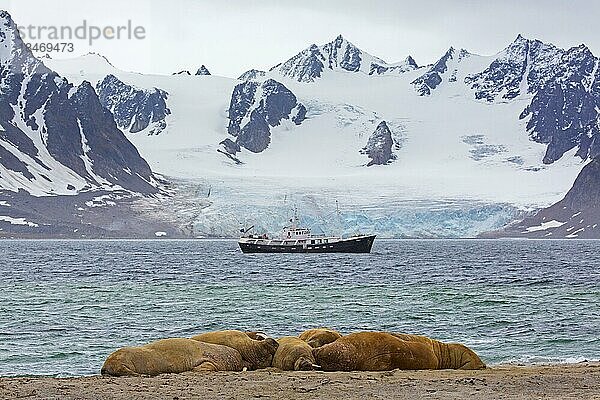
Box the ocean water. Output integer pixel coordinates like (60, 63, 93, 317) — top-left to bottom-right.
(0, 239, 598, 377)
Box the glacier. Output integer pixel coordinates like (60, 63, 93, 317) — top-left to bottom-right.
(132, 176, 525, 239)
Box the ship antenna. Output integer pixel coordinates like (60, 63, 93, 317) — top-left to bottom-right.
(335, 199, 343, 238)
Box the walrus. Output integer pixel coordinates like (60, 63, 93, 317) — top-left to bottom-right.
(192, 330, 278, 370)
(245, 331, 269, 341)
(272, 337, 319, 371)
(389, 333, 486, 370)
(101, 338, 244, 376)
(312, 332, 438, 371)
(298, 328, 343, 348)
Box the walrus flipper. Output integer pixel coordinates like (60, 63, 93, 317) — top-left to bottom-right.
(193, 362, 218, 372)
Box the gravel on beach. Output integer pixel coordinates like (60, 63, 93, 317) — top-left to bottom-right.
(1, 363, 599, 400)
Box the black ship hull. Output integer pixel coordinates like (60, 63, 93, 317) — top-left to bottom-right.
(239, 235, 376, 254)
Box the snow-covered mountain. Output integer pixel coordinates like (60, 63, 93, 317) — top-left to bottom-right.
(0, 11, 180, 238)
(465, 35, 566, 101)
(6, 15, 600, 238)
(465, 35, 600, 164)
(96, 74, 171, 135)
(221, 79, 306, 156)
(238, 69, 266, 82)
(490, 157, 600, 238)
(412, 47, 470, 96)
(270, 34, 419, 82)
(173, 65, 211, 76)
(521, 44, 600, 164)
(0, 11, 158, 197)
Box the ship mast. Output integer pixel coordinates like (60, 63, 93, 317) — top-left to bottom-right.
(291, 205, 299, 229)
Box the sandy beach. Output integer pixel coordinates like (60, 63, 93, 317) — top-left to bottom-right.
(1, 363, 599, 400)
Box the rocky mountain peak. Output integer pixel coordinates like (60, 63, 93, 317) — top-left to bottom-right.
(504, 34, 532, 55)
(405, 55, 418, 68)
(72, 80, 95, 98)
(222, 79, 306, 157)
(466, 35, 564, 102)
(360, 121, 397, 166)
(272, 34, 416, 82)
(412, 46, 461, 96)
(432, 47, 455, 72)
(96, 74, 171, 135)
(513, 33, 527, 44)
(238, 69, 266, 81)
(519, 43, 599, 164)
(0, 10, 17, 46)
(196, 65, 211, 75)
(272, 43, 325, 83)
(0, 10, 46, 76)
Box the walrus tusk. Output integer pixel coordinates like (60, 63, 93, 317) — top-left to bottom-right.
(312, 364, 322, 370)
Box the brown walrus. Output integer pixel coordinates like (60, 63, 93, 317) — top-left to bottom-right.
(312, 332, 438, 371)
(389, 333, 486, 370)
(272, 337, 319, 371)
(298, 328, 343, 348)
(245, 331, 269, 341)
(101, 338, 244, 376)
(191, 330, 278, 370)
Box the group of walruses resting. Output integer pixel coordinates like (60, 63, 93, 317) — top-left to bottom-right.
(101, 329, 486, 376)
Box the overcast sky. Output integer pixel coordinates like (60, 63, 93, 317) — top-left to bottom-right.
(1, 0, 599, 78)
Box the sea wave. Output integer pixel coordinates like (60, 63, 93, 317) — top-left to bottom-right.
(500, 355, 599, 365)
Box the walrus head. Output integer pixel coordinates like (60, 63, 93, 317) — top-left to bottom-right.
(255, 338, 279, 369)
(448, 343, 486, 370)
(293, 356, 321, 371)
(101, 348, 141, 376)
(312, 343, 354, 371)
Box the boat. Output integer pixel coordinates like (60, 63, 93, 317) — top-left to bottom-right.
(238, 213, 376, 253)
